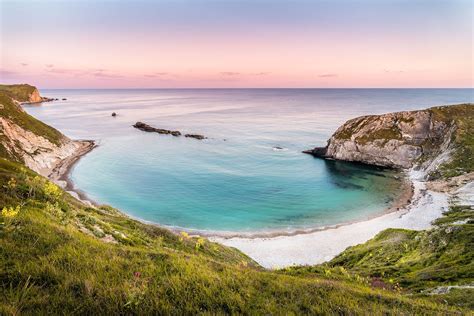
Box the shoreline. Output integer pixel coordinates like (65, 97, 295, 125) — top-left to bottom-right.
(52, 144, 416, 240)
(48, 140, 98, 205)
(46, 138, 452, 269)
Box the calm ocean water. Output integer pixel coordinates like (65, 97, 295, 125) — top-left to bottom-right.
(25, 89, 473, 233)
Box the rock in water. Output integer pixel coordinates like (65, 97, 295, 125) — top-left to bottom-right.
(111, 112, 117, 117)
(133, 122, 182, 137)
(184, 134, 206, 140)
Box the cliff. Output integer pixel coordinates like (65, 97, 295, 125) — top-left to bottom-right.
(0, 84, 53, 103)
(0, 86, 91, 177)
(305, 104, 473, 178)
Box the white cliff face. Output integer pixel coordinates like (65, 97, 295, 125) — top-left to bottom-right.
(317, 110, 453, 169)
(28, 88, 43, 103)
(0, 117, 80, 177)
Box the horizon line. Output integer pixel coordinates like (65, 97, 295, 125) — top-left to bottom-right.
(37, 87, 474, 90)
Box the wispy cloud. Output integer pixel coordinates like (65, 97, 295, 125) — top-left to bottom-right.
(384, 69, 405, 73)
(220, 71, 241, 76)
(318, 73, 338, 78)
(45, 67, 123, 79)
(252, 72, 270, 76)
(45, 64, 54, 68)
(20, 63, 28, 67)
(0, 69, 18, 76)
(144, 72, 169, 78)
(92, 69, 123, 78)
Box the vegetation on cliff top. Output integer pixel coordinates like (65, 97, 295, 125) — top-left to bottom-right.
(0, 84, 38, 103)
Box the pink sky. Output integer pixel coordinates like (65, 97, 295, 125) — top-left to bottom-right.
(1, 0, 473, 88)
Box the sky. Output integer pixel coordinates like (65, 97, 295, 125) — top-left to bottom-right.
(0, 0, 473, 88)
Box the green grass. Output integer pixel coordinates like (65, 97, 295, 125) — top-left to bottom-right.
(0, 158, 467, 314)
(0, 84, 38, 103)
(0, 93, 64, 155)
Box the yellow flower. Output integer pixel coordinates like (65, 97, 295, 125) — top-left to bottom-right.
(1, 205, 20, 218)
(7, 178, 16, 189)
(44, 182, 62, 199)
(195, 237, 205, 250)
(179, 231, 189, 241)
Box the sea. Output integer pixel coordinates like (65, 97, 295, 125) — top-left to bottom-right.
(24, 88, 473, 234)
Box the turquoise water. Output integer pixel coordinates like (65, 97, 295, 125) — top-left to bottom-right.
(25, 89, 473, 233)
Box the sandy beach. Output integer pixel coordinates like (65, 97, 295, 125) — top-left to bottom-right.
(48, 140, 97, 205)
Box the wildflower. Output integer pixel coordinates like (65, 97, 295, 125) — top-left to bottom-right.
(195, 237, 205, 250)
(1, 205, 20, 218)
(134, 272, 141, 278)
(44, 182, 62, 200)
(7, 178, 16, 189)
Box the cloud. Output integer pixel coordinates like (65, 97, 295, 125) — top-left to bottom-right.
(384, 69, 405, 73)
(144, 72, 169, 78)
(318, 73, 338, 78)
(20, 63, 28, 67)
(252, 72, 270, 76)
(45, 64, 54, 68)
(92, 70, 123, 78)
(220, 72, 241, 76)
(0, 69, 18, 76)
(45, 67, 123, 79)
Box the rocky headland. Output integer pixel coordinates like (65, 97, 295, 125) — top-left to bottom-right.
(304, 104, 473, 179)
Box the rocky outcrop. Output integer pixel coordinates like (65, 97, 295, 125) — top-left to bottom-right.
(304, 107, 459, 169)
(133, 122, 206, 140)
(24, 88, 55, 104)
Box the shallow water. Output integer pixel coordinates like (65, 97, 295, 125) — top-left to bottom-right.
(25, 89, 473, 233)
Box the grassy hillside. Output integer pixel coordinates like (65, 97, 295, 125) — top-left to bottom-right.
(0, 84, 38, 103)
(0, 158, 466, 314)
